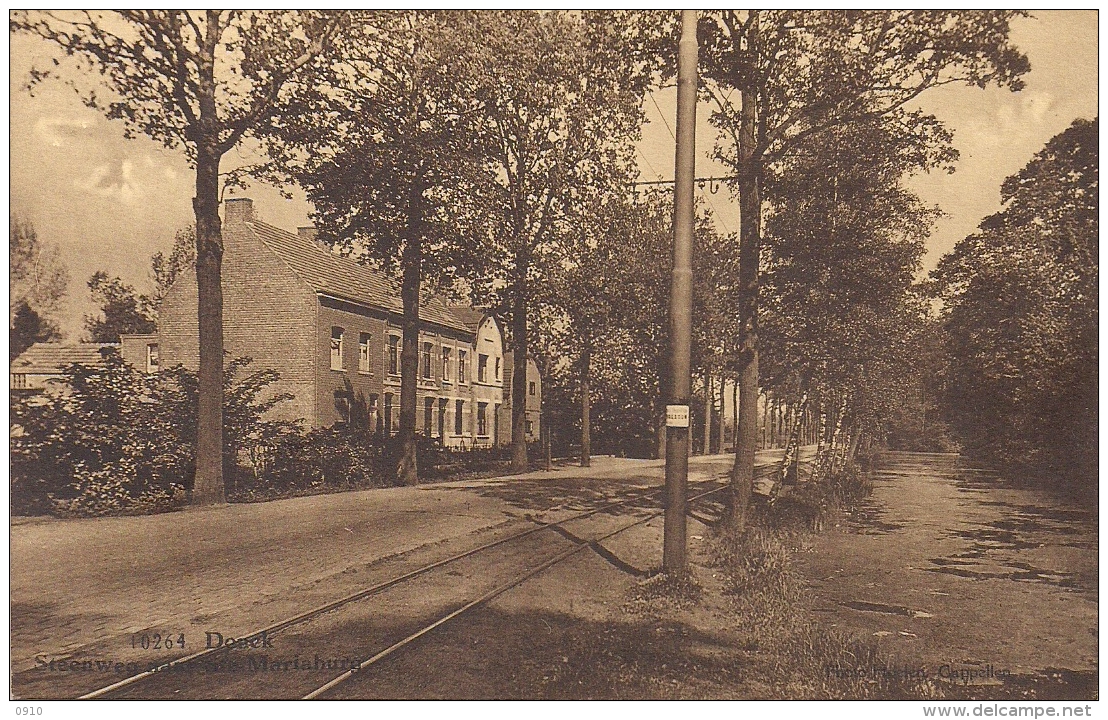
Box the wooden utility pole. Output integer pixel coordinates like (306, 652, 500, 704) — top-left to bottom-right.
(663, 9, 697, 574)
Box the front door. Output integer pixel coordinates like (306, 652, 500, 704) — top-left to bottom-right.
(438, 398, 447, 442)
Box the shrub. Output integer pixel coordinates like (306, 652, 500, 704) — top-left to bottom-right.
(10, 351, 292, 516)
(237, 426, 393, 498)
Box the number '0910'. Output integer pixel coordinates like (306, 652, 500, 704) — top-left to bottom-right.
(15, 707, 42, 716)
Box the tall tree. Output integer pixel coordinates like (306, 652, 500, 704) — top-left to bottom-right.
(263, 10, 492, 484)
(696, 10, 1030, 526)
(10, 214, 68, 358)
(10, 302, 60, 361)
(759, 118, 944, 481)
(468, 11, 657, 471)
(150, 225, 196, 308)
(541, 192, 740, 460)
(933, 118, 1098, 485)
(83, 271, 157, 343)
(14, 11, 339, 504)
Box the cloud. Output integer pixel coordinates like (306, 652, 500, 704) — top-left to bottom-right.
(33, 113, 98, 147)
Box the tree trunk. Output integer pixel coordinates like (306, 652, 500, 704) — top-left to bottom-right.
(703, 372, 713, 455)
(727, 52, 763, 529)
(846, 424, 862, 465)
(731, 379, 738, 450)
(717, 376, 726, 447)
(777, 392, 809, 485)
(543, 417, 553, 470)
(655, 345, 669, 459)
(510, 256, 530, 471)
(815, 395, 828, 471)
(655, 407, 667, 460)
(192, 144, 225, 506)
(580, 343, 591, 467)
(397, 222, 422, 486)
(826, 396, 849, 476)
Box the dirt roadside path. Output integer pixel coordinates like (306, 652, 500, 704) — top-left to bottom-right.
(794, 451, 1098, 695)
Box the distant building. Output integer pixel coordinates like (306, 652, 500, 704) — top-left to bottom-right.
(156, 198, 540, 448)
(119, 333, 159, 374)
(501, 350, 542, 446)
(9, 343, 117, 394)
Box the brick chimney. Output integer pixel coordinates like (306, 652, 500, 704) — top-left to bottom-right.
(298, 226, 318, 242)
(223, 197, 254, 226)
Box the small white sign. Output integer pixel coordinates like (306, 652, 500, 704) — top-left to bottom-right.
(665, 404, 690, 428)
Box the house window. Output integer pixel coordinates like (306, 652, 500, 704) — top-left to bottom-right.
(477, 402, 488, 437)
(442, 347, 452, 383)
(438, 398, 447, 439)
(146, 343, 159, 374)
(454, 399, 464, 435)
(529, 381, 536, 396)
(12, 373, 26, 389)
(526, 420, 534, 434)
(359, 333, 371, 373)
(422, 342, 433, 379)
(494, 357, 501, 381)
(384, 393, 394, 435)
(388, 335, 400, 375)
(478, 354, 488, 383)
(458, 350, 467, 384)
(424, 398, 434, 437)
(330, 327, 344, 371)
(334, 390, 351, 425)
(369, 394, 380, 434)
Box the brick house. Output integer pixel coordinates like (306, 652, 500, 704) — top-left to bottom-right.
(501, 349, 543, 446)
(119, 333, 159, 373)
(157, 198, 539, 448)
(9, 343, 117, 394)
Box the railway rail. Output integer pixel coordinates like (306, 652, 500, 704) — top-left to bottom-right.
(75, 478, 729, 700)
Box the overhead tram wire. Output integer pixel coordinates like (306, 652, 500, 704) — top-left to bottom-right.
(645, 91, 735, 235)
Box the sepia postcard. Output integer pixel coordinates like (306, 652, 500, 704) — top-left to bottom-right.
(8, 10, 1098, 712)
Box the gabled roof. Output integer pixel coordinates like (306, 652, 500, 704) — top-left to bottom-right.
(11, 343, 117, 374)
(447, 305, 490, 332)
(247, 220, 472, 334)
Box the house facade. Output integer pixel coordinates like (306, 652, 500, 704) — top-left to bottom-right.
(119, 333, 159, 373)
(157, 198, 540, 448)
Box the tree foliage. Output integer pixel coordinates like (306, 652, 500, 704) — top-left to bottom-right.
(83, 271, 157, 342)
(10, 214, 68, 358)
(933, 118, 1098, 485)
(12, 10, 341, 504)
(467, 10, 661, 469)
(10, 353, 292, 516)
(150, 225, 196, 308)
(541, 192, 740, 458)
(685, 10, 1031, 521)
(263, 11, 493, 484)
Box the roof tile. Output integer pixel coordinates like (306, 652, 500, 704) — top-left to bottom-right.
(247, 221, 473, 333)
(10, 343, 117, 373)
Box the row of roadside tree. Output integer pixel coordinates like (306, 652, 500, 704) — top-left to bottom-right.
(18, 11, 1076, 520)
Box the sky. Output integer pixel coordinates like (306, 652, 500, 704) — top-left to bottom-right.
(7, 11, 1099, 341)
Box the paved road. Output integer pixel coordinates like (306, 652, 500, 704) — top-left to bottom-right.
(796, 451, 1098, 696)
(10, 452, 749, 678)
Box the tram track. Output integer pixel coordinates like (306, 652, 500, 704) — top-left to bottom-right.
(76, 478, 730, 699)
